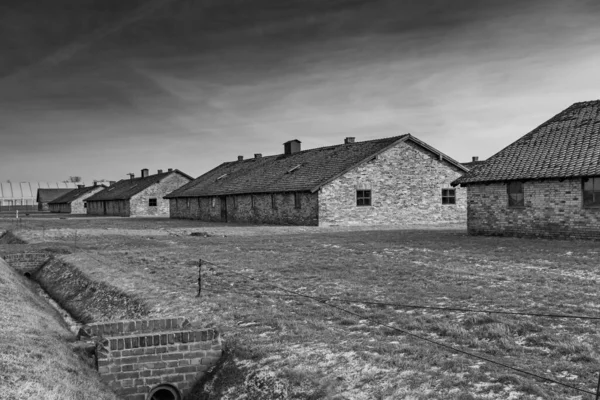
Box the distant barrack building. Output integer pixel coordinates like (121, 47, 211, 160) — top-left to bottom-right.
(0, 181, 82, 209)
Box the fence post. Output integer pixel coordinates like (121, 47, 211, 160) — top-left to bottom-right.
(596, 371, 600, 400)
(196, 259, 202, 298)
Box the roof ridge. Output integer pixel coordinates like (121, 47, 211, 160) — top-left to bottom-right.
(228, 135, 409, 163)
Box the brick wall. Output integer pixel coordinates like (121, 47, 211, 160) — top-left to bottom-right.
(87, 200, 131, 216)
(49, 203, 71, 213)
(0, 252, 50, 274)
(80, 317, 222, 400)
(130, 173, 192, 217)
(169, 191, 319, 225)
(466, 179, 600, 239)
(69, 187, 106, 214)
(319, 141, 467, 226)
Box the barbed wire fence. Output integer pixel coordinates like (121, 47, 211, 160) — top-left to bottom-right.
(194, 256, 600, 399)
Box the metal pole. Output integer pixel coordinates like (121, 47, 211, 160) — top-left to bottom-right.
(196, 259, 203, 297)
(596, 371, 600, 400)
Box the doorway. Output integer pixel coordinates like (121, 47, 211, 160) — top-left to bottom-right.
(220, 196, 227, 222)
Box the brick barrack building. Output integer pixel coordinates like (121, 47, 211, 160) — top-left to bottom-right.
(86, 169, 192, 217)
(49, 184, 107, 214)
(165, 135, 469, 226)
(452, 100, 600, 239)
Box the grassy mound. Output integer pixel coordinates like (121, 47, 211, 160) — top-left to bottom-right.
(34, 255, 149, 323)
(0, 257, 118, 400)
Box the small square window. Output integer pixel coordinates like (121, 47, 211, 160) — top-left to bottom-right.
(294, 193, 301, 209)
(442, 189, 456, 205)
(149, 198, 157, 207)
(357, 190, 371, 206)
(84, 203, 87, 208)
(507, 181, 524, 207)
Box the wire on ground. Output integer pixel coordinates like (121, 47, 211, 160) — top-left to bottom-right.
(199, 258, 598, 397)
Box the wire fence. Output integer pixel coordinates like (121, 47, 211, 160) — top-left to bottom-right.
(196, 257, 600, 398)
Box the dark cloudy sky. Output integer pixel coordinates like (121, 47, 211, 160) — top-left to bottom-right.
(1, 0, 599, 182)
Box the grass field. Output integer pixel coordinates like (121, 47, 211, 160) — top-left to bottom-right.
(2, 217, 599, 399)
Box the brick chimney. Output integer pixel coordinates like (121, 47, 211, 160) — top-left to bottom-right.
(77, 184, 85, 189)
(168, 168, 173, 172)
(254, 153, 262, 159)
(472, 156, 479, 162)
(238, 156, 244, 161)
(157, 169, 163, 174)
(344, 137, 355, 144)
(141, 168, 149, 178)
(283, 139, 301, 155)
(127, 173, 134, 180)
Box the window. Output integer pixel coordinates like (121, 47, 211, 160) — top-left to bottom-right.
(186, 198, 190, 208)
(233, 195, 237, 209)
(212, 197, 216, 208)
(507, 181, 524, 207)
(251, 195, 255, 209)
(294, 192, 301, 209)
(583, 177, 600, 207)
(271, 193, 277, 209)
(149, 198, 157, 207)
(84, 203, 87, 208)
(356, 190, 371, 206)
(442, 189, 456, 205)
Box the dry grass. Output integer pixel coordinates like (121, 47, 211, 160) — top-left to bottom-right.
(2, 217, 600, 399)
(0, 257, 118, 400)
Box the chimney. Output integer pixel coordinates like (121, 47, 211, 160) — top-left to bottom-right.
(254, 153, 262, 159)
(127, 173, 134, 180)
(472, 156, 479, 162)
(93, 181, 97, 187)
(168, 168, 173, 172)
(109, 181, 116, 186)
(344, 137, 355, 144)
(158, 169, 163, 174)
(77, 184, 85, 189)
(283, 139, 301, 155)
(238, 155, 244, 161)
(141, 168, 149, 178)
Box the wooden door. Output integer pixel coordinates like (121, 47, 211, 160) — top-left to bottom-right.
(220, 196, 227, 222)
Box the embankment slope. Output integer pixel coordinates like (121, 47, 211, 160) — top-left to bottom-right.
(0, 257, 118, 400)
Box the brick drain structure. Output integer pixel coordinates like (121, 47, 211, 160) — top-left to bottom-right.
(79, 317, 222, 400)
(0, 252, 50, 276)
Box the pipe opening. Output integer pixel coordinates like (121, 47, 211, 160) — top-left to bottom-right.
(24, 272, 31, 279)
(147, 384, 181, 400)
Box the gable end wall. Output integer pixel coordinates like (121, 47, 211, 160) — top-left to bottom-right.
(130, 174, 191, 217)
(319, 141, 467, 226)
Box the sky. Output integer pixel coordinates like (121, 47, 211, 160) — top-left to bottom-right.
(1, 0, 599, 182)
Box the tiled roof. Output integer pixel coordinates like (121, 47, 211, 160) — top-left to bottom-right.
(87, 170, 192, 201)
(453, 100, 600, 185)
(48, 185, 106, 205)
(166, 135, 467, 198)
(36, 188, 75, 203)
